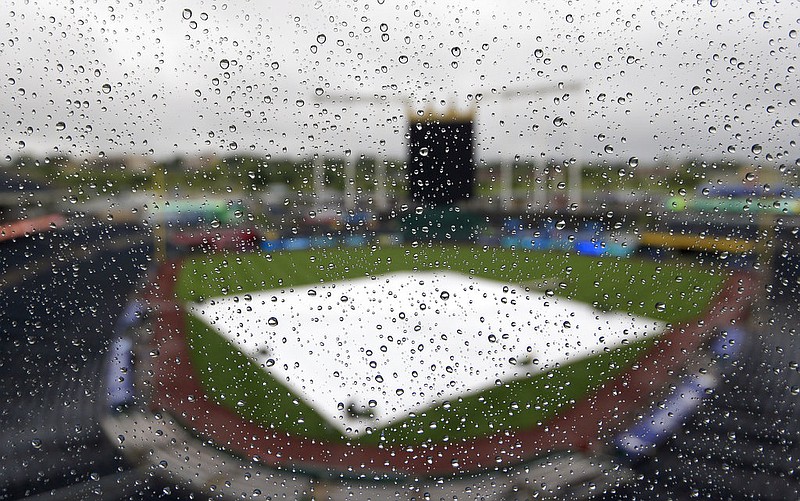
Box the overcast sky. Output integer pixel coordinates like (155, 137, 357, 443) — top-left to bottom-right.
(2, 0, 798, 167)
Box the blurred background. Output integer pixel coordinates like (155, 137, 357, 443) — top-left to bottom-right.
(1, 0, 799, 499)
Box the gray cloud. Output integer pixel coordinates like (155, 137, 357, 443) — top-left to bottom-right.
(2, 0, 798, 167)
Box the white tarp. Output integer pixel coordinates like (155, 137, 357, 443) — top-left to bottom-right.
(190, 271, 663, 437)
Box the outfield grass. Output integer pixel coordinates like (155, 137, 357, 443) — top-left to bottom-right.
(178, 246, 726, 445)
(177, 246, 725, 324)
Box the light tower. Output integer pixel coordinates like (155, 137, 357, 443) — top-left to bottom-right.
(314, 80, 584, 213)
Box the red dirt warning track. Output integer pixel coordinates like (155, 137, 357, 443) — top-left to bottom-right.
(147, 258, 754, 477)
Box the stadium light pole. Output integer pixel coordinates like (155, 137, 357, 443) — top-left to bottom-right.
(472, 81, 584, 212)
(313, 81, 583, 212)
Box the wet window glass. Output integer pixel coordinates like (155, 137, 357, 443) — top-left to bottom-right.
(1, 2, 798, 499)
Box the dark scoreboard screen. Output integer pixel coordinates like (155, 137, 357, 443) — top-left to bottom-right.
(407, 118, 475, 206)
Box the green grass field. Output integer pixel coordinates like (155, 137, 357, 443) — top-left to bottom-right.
(179, 246, 726, 445)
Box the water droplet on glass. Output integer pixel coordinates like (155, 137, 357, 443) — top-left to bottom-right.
(419, 147, 429, 156)
(101, 83, 112, 94)
(604, 144, 614, 154)
(655, 302, 666, 312)
(55, 122, 66, 131)
(295, 99, 305, 107)
(268, 317, 279, 326)
(219, 59, 230, 70)
(691, 85, 701, 95)
(451, 47, 461, 57)
(745, 172, 756, 182)
(182, 8, 192, 20)
(440, 291, 450, 300)
(315, 88, 324, 96)
(751, 144, 762, 154)
(210, 219, 221, 228)
(317, 34, 326, 44)
(31, 438, 42, 449)
(628, 156, 639, 168)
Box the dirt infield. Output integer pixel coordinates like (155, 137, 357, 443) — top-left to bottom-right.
(146, 258, 755, 477)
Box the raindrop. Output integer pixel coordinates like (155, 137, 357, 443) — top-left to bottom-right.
(745, 172, 756, 182)
(315, 88, 324, 96)
(628, 157, 639, 167)
(182, 8, 192, 20)
(296, 99, 305, 107)
(55, 122, 66, 131)
(419, 147, 429, 156)
(101, 83, 112, 94)
(553, 116, 564, 127)
(655, 302, 666, 312)
(604, 144, 614, 154)
(440, 291, 450, 300)
(31, 438, 42, 449)
(534, 48, 544, 58)
(268, 317, 279, 326)
(751, 144, 762, 155)
(565, 14, 574, 23)
(317, 34, 326, 44)
(451, 47, 461, 57)
(691, 86, 701, 95)
(219, 59, 230, 70)
(399, 55, 409, 64)
(210, 219, 221, 228)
